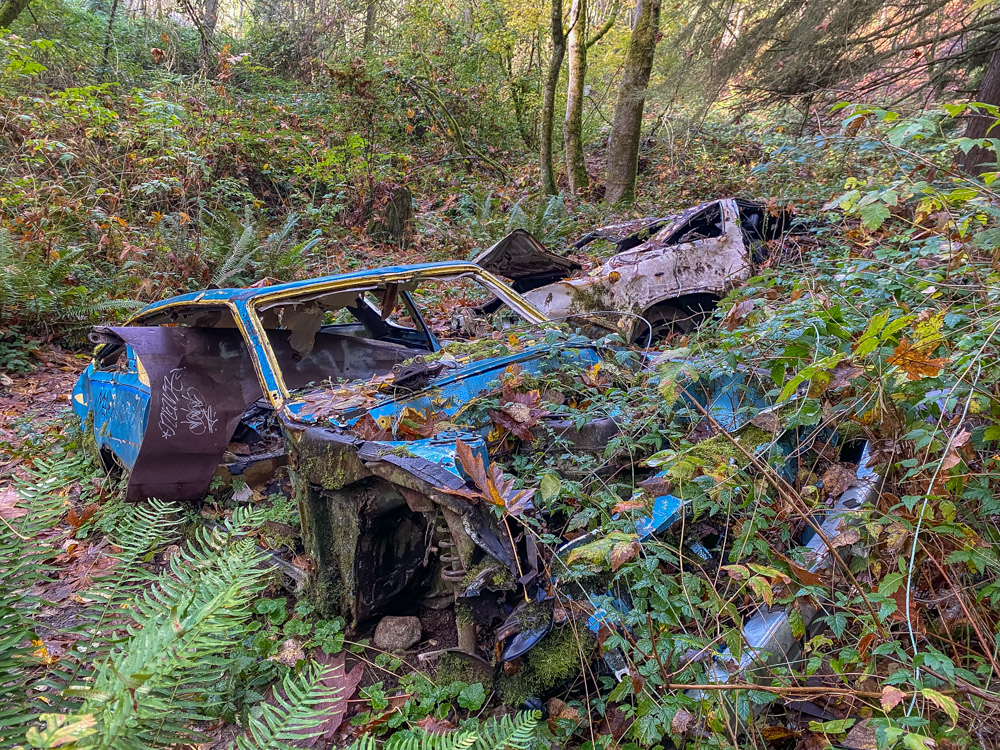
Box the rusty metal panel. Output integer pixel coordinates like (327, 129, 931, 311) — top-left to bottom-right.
(107, 327, 264, 501)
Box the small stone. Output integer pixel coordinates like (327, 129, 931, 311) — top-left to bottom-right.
(270, 638, 305, 667)
(373, 616, 422, 652)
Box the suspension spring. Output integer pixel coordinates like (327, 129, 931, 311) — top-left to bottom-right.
(437, 523, 466, 582)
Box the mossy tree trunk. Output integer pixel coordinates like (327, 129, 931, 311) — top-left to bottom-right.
(604, 0, 662, 205)
(959, 40, 1000, 176)
(540, 0, 566, 196)
(563, 0, 589, 195)
(198, 0, 219, 71)
(0, 0, 30, 29)
(363, 0, 377, 51)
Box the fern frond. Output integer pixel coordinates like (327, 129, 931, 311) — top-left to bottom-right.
(504, 200, 529, 234)
(0, 454, 91, 745)
(234, 662, 345, 750)
(346, 711, 541, 750)
(64, 524, 270, 749)
(212, 207, 259, 287)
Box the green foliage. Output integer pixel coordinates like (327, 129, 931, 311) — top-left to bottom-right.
(347, 711, 542, 750)
(0, 230, 141, 334)
(0, 454, 85, 746)
(66, 522, 269, 748)
(234, 662, 346, 750)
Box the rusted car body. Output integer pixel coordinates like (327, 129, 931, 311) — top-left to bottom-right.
(71, 257, 866, 715)
(476, 198, 791, 342)
(71, 263, 618, 644)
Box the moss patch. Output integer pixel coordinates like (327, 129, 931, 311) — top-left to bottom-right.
(497, 625, 594, 706)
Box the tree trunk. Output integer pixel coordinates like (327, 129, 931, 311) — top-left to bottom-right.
(363, 0, 377, 51)
(960, 41, 1000, 176)
(604, 0, 661, 205)
(102, 0, 121, 67)
(198, 0, 220, 71)
(540, 0, 566, 196)
(0, 0, 30, 29)
(563, 0, 588, 195)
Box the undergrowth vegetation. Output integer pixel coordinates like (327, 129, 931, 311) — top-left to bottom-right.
(4, 0, 1000, 748)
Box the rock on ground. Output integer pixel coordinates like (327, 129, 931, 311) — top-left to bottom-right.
(373, 615, 422, 651)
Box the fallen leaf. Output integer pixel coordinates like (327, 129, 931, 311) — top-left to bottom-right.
(761, 726, 799, 741)
(270, 638, 305, 667)
(637, 475, 674, 497)
(396, 407, 448, 440)
(546, 697, 580, 727)
(723, 299, 755, 331)
(821, 464, 857, 498)
(750, 410, 781, 434)
(416, 716, 456, 734)
(0, 485, 27, 520)
(888, 338, 948, 381)
(881, 685, 906, 711)
(352, 413, 392, 440)
(829, 360, 863, 390)
(940, 428, 971, 471)
(671, 707, 695, 734)
(609, 539, 641, 571)
(455, 440, 489, 491)
(830, 528, 861, 549)
(612, 499, 647, 515)
(842, 720, 878, 750)
(297, 652, 365, 746)
(65, 503, 100, 530)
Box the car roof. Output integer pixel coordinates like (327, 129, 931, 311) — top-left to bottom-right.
(134, 261, 484, 318)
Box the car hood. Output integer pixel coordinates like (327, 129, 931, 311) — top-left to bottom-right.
(283, 340, 602, 433)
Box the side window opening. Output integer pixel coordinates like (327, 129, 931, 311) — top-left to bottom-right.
(256, 283, 435, 392)
(667, 202, 724, 244)
(94, 342, 127, 372)
(256, 274, 540, 398)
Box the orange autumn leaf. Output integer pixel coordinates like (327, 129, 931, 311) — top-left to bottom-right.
(887, 338, 948, 381)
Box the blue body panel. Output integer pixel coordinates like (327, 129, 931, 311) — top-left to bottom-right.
(286, 343, 602, 430)
(73, 350, 150, 470)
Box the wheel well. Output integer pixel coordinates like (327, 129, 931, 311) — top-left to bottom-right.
(632, 294, 721, 345)
(642, 293, 721, 320)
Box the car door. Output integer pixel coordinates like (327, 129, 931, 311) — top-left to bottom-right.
(82, 333, 151, 472)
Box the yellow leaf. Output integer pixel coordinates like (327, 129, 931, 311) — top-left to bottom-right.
(921, 688, 958, 727)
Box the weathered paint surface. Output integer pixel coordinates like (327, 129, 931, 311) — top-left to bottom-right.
(522, 199, 748, 327)
(71, 262, 549, 499)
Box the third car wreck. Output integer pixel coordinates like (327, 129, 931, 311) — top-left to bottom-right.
(476, 198, 793, 343)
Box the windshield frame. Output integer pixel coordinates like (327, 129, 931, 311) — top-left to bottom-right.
(246, 264, 550, 409)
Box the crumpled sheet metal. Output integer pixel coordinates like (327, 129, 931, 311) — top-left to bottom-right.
(97, 327, 263, 501)
(689, 442, 880, 724)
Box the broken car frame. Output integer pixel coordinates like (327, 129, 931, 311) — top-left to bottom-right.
(73, 254, 873, 721)
(476, 198, 793, 343)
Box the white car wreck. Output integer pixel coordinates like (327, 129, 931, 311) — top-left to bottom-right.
(475, 198, 792, 344)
